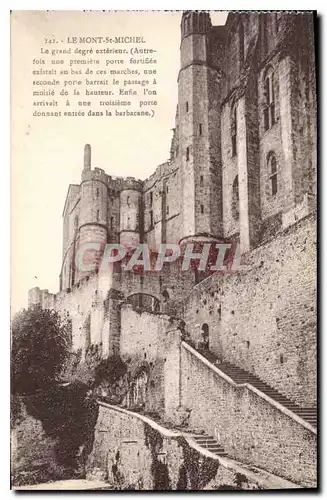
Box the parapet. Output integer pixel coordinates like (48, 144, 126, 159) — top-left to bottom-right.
(81, 167, 108, 185)
(119, 177, 143, 192)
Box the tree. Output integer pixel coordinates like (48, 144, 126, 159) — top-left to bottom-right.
(11, 308, 71, 394)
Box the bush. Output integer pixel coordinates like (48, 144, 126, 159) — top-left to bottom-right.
(11, 308, 71, 395)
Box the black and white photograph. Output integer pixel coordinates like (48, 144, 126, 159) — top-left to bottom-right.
(10, 9, 317, 491)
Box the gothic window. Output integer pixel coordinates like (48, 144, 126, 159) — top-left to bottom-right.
(200, 175, 204, 187)
(261, 14, 268, 55)
(96, 209, 100, 221)
(149, 191, 153, 206)
(201, 323, 209, 350)
(186, 146, 190, 161)
(150, 210, 153, 228)
(96, 187, 99, 198)
(239, 21, 244, 67)
(186, 101, 189, 113)
(267, 152, 278, 196)
(199, 123, 202, 135)
(231, 103, 237, 157)
(232, 175, 240, 220)
(276, 12, 283, 32)
(263, 68, 276, 131)
(200, 204, 204, 214)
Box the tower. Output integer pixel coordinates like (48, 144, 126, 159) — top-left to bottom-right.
(119, 178, 142, 252)
(178, 11, 224, 246)
(76, 144, 108, 281)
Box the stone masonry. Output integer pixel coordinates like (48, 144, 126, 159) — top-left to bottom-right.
(27, 11, 317, 487)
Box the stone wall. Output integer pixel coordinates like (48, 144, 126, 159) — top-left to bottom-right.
(86, 402, 297, 490)
(120, 306, 182, 417)
(180, 343, 316, 487)
(182, 213, 316, 407)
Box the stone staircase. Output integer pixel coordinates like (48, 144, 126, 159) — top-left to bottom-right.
(195, 346, 317, 429)
(188, 432, 228, 457)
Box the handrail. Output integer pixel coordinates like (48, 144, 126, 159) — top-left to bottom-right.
(181, 341, 316, 436)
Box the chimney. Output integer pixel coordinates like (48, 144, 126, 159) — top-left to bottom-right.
(84, 144, 91, 170)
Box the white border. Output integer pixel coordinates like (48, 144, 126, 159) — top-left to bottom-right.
(2, 1, 324, 498)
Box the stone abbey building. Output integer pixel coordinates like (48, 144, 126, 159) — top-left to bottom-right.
(28, 12, 317, 488)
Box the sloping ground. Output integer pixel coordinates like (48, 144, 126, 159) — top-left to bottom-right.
(196, 346, 317, 428)
(13, 479, 113, 491)
(86, 402, 301, 490)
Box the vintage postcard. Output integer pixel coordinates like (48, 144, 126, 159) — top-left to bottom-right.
(11, 10, 317, 491)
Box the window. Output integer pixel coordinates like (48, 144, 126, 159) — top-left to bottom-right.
(201, 323, 209, 350)
(239, 21, 244, 67)
(150, 210, 153, 228)
(96, 209, 100, 221)
(200, 204, 204, 214)
(110, 216, 114, 230)
(149, 191, 153, 206)
(267, 152, 278, 196)
(186, 101, 189, 113)
(263, 68, 276, 131)
(232, 175, 240, 220)
(186, 146, 190, 161)
(231, 103, 237, 157)
(276, 12, 282, 32)
(166, 185, 169, 193)
(199, 123, 202, 136)
(166, 206, 169, 216)
(200, 175, 204, 187)
(261, 14, 268, 55)
(96, 188, 100, 198)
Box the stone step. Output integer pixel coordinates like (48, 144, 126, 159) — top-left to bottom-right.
(196, 345, 317, 428)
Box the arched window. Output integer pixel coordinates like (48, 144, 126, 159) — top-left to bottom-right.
(74, 215, 78, 233)
(232, 175, 240, 220)
(231, 102, 237, 157)
(263, 68, 276, 131)
(201, 323, 209, 350)
(267, 152, 278, 196)
(239, 21, 244, 67)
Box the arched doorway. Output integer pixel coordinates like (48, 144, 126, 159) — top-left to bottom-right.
(201, 323, 209, 350)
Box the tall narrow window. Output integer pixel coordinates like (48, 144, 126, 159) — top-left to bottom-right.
(96, 209, 100, 221)
(185, 101, 189, 113)
(261, 14, 268, 55)
(231, 103, 237, 157)
(200, 204, 204, 214)
(200, 175, 204, 187)
(276, 12, 282, 32)
(239, 21, 244, 67)
(199, 123, 202, 136)
(267, 152, 278, 196)
(263, 68, 276, 131)
(110, 216, 114, 230)
(186, 146, 190, 161)
(150, 210, 153, 228)
(232, 175, 240, 220)
(166, 206, 169, 216)
(149, 191, 153, 206)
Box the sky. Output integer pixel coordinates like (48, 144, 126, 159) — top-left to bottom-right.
(11, 10, 228, 313)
